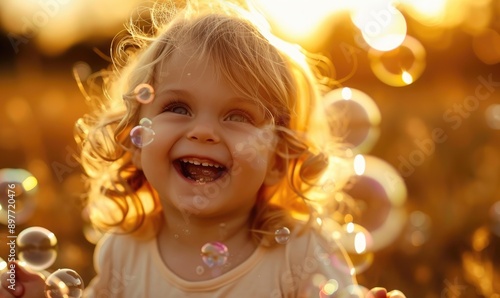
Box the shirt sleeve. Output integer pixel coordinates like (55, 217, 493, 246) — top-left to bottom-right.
(286, 227, 358, 298)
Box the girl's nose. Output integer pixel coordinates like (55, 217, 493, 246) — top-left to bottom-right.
(186, 123, 220, 143)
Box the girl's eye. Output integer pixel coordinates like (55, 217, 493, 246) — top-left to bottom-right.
(225, 112, 252, 123)
(162, 103, 190, 115)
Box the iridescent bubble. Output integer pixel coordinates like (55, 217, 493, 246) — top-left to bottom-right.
(274, 227, 291, 244)
(368, 35, 426, 87)
(0, 168, 37, 225)
(130, 118, 155, 148)
(201, 242, 229, 268)
(45, 268, 84, 298)
(323, 88, 381, 154)
(335, 223, 374, 274)
(344, 155, 407, 251)
(134, 83, 155, 104)
(17, 226, 57, 271)
(339, 223, 373, 254)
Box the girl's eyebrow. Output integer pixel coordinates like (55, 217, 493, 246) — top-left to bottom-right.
(156, 88, 191, 98)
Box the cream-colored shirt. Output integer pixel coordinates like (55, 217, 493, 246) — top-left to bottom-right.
(84, 227, 357, 297)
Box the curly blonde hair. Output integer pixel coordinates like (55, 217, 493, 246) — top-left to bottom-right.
(76, 0, 349, 245)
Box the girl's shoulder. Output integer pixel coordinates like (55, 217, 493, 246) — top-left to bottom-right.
(264, 222, 357, 296)
(287, 222, 356, 280)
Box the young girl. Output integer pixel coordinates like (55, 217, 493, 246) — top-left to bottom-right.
(1, 0, 406, 297)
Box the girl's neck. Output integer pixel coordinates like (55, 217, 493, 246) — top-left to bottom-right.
(158, 204, 254, 247)
(156, 206, 258, 281)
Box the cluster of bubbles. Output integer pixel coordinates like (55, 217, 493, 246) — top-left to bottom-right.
(128, 83, 157, 148)
(15, 227, 84, 297)
(198, 226, 291, 270)
(319, 84, 409, 280)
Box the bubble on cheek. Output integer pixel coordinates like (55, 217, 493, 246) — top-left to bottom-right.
(134, 83, 155, 104)
(201, 242, 229, 268)
(274, 227, 291, 244)
(45, 268, 84, 298)
(17, 226, 58, 271)
(130, 118, 155, 148)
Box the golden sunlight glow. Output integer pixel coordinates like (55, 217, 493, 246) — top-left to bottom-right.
(322, 279, 339, 295)
(250, 0, 345, 50)
(341, 87, 352, 100)
(353, 154, 366, 176)
(402, 70, 413, 84)
(401, 0, 447, 26)
(346, 222, 355, 233)
(351, 3, 407, 51)
(0, 260, 7, 271)
(0, 0, 145, 55)
(354, 232, 367, 254)
(22, 176, 38, 192)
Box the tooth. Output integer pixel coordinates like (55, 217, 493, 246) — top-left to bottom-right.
(202, 162, 209, 166)
(193, 161, 201, 165)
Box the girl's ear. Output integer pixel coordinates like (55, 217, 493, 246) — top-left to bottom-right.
(264, 154, 285, 186)
(132, 149, 143, 169)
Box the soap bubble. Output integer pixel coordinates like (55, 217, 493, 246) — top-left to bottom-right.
(345, 155, 407, 251)
(45, 268, 84, 298)
(17, 226, 57, 271)
(368, 35, 426, 87)
(134, 83, 155, 104)
(0, 168, 37, 225)
(130, 118, 155, 148)
(274, 227, 291, 244)
(201, 242, 229, 268)
(323, 88, 381, 154)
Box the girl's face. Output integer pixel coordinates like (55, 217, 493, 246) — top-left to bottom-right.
(136, 48, 280, 219)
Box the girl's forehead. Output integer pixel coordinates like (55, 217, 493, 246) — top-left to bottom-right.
(159, 48, 209, 73)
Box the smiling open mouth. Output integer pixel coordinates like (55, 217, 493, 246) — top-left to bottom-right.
(174, 158, 227, 183)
